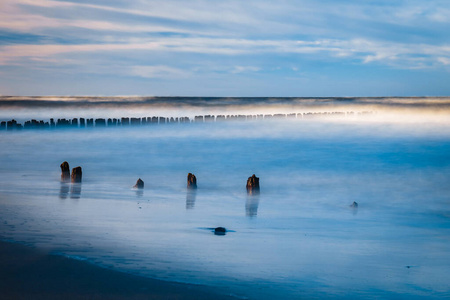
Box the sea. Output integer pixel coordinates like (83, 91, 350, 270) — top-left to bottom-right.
(1, 97, 449, 299)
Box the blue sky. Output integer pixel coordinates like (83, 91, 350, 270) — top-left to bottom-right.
(0, 0, 449, 96)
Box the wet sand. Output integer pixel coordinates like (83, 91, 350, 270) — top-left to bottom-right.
(0, 241, 235, 300)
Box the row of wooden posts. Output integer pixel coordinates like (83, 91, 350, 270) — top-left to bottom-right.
(60, 161, 260, 193)
(2, 111, 374, 130)
(60, 161, 82, 183)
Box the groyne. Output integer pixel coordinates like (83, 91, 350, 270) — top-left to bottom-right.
(0, 111, 374, 130)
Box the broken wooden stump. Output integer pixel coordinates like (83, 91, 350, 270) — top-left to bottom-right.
(246, 174, 260, 195)
(134, 178, 144, 189)
(187, 173, 197, 189)
(60, 161, 70, 182)
(71, 166, 82, 183)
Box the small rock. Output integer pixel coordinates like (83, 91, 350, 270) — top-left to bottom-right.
(350, 201, 358, 208)
(246, 174, 260, 194)
(60, 161, 70, 182)
(71, 166, 82, 183)
(214, 227, 226, 235)
(134, 178, 144, 189)
(187, 173, 197, 189)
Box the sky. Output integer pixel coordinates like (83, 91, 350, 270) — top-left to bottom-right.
(0, 0, 449, 96)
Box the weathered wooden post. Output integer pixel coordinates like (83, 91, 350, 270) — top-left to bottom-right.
(60, 161, 71, 182)
(71, 166, 82, 183)
(187, 173, 197, 189)
(134, 178, 144, 189)
(246, 174, 260, 195)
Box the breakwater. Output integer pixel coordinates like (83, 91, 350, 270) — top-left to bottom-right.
(0, 111, 373, 130)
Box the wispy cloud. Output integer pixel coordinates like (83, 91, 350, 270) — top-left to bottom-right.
(0, 0, 212, 36)
(0, 0, 294, 37)
(131, 65, 190, 79)
(3, 0, 447, 40)
(437, 57, 450, 65)
(0, 0, 449, 95)
(1, 37, 449, 70)
(231, 66, 261, 74)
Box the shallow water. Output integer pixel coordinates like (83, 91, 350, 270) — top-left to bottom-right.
(1, 118, 450, 299)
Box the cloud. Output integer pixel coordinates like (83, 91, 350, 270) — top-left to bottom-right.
(428, 9, 450, 23)
(4, 0, 446, 42)
(231, 66, 261, 74)
(438, 57, 450, 65)
(0, 0, 449, 96)
(0, 0, 295, 37)
(131, 65, 190, 79)
(0, 36, 449, 72)
(0, 17, 198, 35)
(0, 0, 211, 36)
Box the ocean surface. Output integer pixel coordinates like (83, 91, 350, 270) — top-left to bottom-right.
(1, 97, 450, 299)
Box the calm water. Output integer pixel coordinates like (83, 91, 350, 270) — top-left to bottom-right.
(1, 110, 450, 299)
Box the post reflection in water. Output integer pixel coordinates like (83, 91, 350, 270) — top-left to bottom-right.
(70, 183, 82, 199)
(246, 194, 260, 217)
(135, 189, 144, 197)
(59, 182, 69, 199)
(350, 202, 358, 216)
(186, 189, 197, 209)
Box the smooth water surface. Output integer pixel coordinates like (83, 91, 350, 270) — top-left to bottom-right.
(1, 119, 450, 299)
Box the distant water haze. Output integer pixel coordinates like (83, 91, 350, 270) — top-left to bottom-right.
(0, 97, 449, 299)
(1, 96, 450, 124)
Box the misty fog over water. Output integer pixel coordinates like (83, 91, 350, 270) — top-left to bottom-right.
(1, 96, 450, 123)
(1, 97, 450, 299)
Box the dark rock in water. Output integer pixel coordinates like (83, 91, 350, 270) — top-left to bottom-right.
(134, 178, 144, 189)
(71, 166, 82, 183)
(187, 173, 197, 189)
(214, 227, 226, 235)
(350, 201, 358, 208)
(60, 161, 70, 182)
(246, 174, 260, 194)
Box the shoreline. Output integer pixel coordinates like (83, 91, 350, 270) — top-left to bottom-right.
(0, 240, 237, 300)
